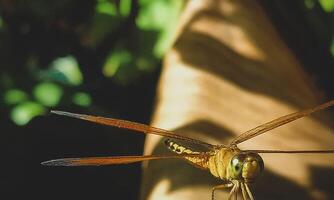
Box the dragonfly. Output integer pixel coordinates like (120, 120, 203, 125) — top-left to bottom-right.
(42, 100, 334, 200)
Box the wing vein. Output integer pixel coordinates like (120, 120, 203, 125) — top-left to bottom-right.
(244, 149, 334, 154)
(41, 154, 209, 166)
(51, 110, 215, 149)
(230, 100, 334, 145)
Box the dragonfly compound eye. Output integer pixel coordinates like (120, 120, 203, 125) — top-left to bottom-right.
(241, 152, 264, 183)
(229, 153, 246, 180)
(229, 152, 264, 182)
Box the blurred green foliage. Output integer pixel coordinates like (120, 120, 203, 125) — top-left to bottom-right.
(4, 89, 28, 105)
(320, 0, 334, 12)
(307, 0, 334, 57)
(0, 0, 183, 126)
(119, 0, 132, 17)
(96, 0, 117, 16)
(72, 92, 92, 107)
(331, 38, 334, 56)
(46, 56, 83, 86)
(2, 0, 334, 126)
(33, 82, 63, 107)
(103, 47, 132, 77)
(10, 101, 46, 126)
(137, 0, 183, 57)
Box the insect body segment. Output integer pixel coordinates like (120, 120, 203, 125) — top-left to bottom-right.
(165, 139, 197, 154)
(165, 139, 210, 169)
(208, 147, 239, 179)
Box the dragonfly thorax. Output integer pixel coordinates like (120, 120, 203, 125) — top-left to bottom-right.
(228, 152, 264, 183)
(208, 147, 264, 183)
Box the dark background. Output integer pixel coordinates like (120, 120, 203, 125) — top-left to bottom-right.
(1, 0, 334, 199)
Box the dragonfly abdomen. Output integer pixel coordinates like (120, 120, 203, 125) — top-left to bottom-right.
(165, 139, 198, 154)
(164, 139, 209, 169)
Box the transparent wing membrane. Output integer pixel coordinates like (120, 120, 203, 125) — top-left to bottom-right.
(41, 154, 203, 166)
(51, 110, 215, 149)
(230, 100, 334, 145)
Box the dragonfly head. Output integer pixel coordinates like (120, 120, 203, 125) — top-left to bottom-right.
(228, 152, 264, 183)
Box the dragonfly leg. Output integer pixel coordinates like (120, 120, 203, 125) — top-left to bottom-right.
(211, 182, 233, 200)
(228, 181, 240, 200)
(244, 183, 254, 200)
(240, 182, 248, 200)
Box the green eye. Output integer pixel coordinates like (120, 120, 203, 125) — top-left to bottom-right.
(232, 158, 243, 172)
(229, 153, 246, 179)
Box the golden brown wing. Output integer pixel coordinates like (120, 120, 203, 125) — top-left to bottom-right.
(244, 149, 334, 154)
(230, 100, 334, 145)
(41, 154, 205, 166)
(51, 110, 215, 149)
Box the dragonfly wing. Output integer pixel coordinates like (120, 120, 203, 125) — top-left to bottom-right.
(244, 149, 334, 154)
(41, 154, 205, 166)
(230, 100, 334, 145)
(51, 110, 216, 149)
